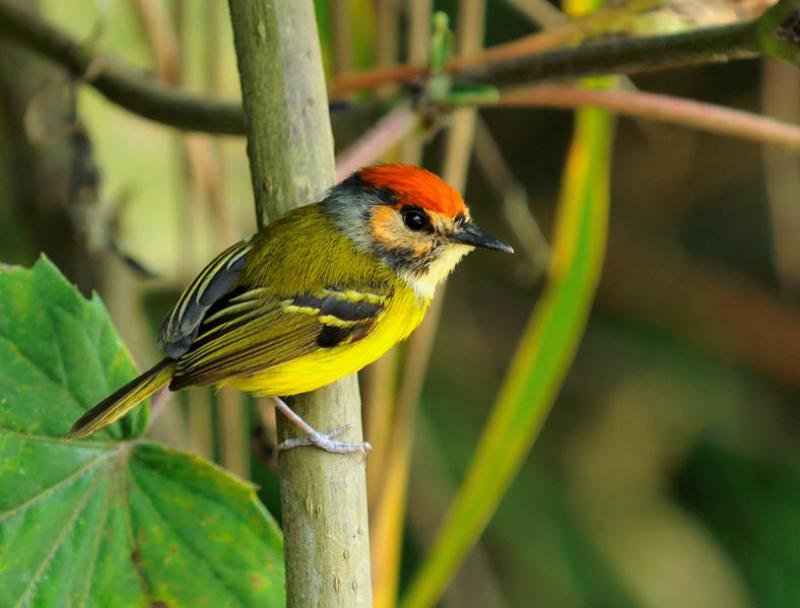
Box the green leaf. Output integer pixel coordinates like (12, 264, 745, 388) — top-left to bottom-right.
(676, 442, 800, 608)
(0, 257, 147, 440)
(429, 11, 453, 74)
(0, 258, 284, 607)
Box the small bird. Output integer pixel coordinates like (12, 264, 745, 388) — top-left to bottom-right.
(69, 164, 513, 453)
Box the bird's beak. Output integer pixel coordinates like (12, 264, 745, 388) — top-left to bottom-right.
(450, 222, 514, 254)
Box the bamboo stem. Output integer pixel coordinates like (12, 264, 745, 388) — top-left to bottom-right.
(372, 2, 486, 606)
(354, 0, 405, 525)
(217, 386, 249, 478)
(400, 0, 433, 166)
(226, 2, 372, 606)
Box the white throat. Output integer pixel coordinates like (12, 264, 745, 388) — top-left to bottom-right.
(401, 245, 472, 300)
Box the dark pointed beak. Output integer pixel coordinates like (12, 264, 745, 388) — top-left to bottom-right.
(450, 222, 515, 254)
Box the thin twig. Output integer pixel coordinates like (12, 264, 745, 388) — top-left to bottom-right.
(187, 389, 214, 459)
(490, 84, 800, 149)
(761, 61, 800, 288)
(0, 0, 772, 135)
(125, 0, 197, 454)
(331, 19, 760, 95)
(473, 117, 551, 276)
(195, 1, 244, 475)
(407, 412, 507, 607)
(129, 0, 179, 83)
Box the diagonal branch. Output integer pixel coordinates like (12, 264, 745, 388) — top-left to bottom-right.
(0, 0, 771, 136)
(2, 0, 797, 154)
(331, 19, 760, 95)
(0, 0, 244, 133)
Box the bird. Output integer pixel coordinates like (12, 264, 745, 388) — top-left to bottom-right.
(68, 164, 514, 453)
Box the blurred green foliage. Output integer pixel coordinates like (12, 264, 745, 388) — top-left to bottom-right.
(678, 442, 800, 608)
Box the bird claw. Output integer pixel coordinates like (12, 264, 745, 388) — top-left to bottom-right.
(277, 423, 372, 456)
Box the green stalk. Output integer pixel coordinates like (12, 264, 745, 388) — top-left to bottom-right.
(402, 11, 615, 603)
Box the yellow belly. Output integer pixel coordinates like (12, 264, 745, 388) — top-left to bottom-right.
(223, 288, 428, 396)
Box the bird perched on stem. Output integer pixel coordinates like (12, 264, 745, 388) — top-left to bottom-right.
(69, 164, 513, 453)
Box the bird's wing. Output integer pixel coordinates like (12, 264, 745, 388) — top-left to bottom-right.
(158, 238, 253, 357)
(169, 285, 389, 389)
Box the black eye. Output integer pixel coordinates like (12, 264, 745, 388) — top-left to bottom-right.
(402, 208, 429, 231)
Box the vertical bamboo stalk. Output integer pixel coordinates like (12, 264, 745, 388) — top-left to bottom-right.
(226, 2, 372, 607)
(360, 0, 402, 513)
(399, 0, 432, 166)
(217, 386, 249, 477)
(331, 0, 353, 74)
(372, 2, 485, 606)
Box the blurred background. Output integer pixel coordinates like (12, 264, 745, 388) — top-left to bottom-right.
(1, 1, 798, 606)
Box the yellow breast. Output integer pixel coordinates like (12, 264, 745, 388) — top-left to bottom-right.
(223, 285, 428, 396)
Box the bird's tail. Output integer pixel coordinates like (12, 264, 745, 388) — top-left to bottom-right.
(69, 359, 176, 439)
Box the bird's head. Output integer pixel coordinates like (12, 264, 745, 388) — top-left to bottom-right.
(324, 164, 513, 298)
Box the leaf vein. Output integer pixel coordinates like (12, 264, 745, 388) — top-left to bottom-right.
(129, 472, 250, 606)
(76, 463, 115, 608)
(0, 333, 83, 409)
(0, 449, 117, 524)
(44, 309, 70, 399)
(0, 428, 121, 447)
(13, 473, 105, 608)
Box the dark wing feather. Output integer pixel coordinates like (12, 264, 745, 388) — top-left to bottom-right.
(169, 287, 389, 389)
(158, 238, 253, 357)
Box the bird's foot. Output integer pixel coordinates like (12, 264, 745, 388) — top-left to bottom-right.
(272, 397, 371, 456)
(277, 424, 372, 455)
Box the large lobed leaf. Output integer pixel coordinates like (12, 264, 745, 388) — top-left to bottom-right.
(0, 258, 284, 607)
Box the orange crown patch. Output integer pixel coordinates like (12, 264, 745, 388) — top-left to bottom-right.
(359, 164, 466, 218)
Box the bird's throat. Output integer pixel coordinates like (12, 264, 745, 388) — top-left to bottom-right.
(401, 244, 471, 299)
